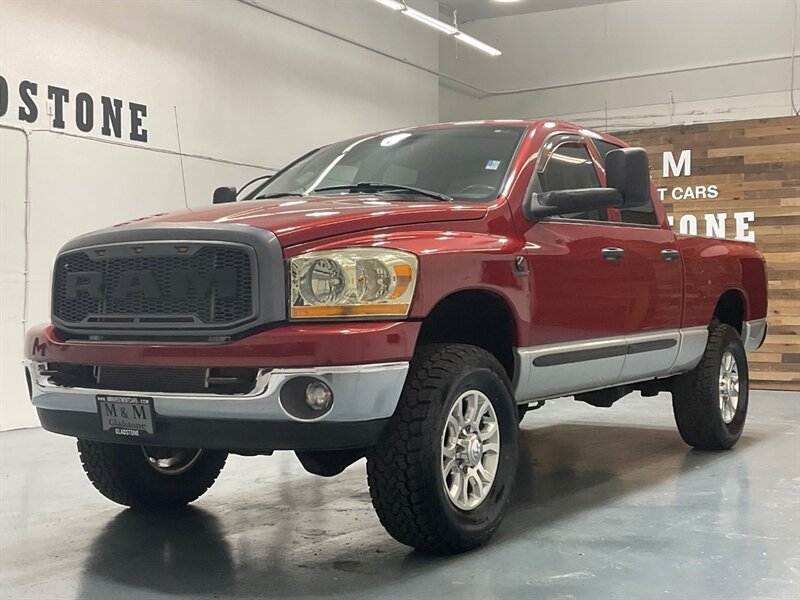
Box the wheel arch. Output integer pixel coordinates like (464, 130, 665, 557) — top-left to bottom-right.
(416, 289, 518, 381)
(712, 288, 748, 333)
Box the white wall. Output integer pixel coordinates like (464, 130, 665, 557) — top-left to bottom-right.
(0, 0, 440, 430)
(439, 0, 800, 129)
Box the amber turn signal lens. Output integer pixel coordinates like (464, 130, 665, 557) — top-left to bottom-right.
(291, 304, 410, 319)
(390, 264, 414, 299)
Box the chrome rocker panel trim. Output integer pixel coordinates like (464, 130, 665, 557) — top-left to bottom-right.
(513, 326, 709, 403)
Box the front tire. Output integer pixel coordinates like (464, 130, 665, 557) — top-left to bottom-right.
(77, 440, 227, 510)
(367, 344, 518, 554)
(672, 324, 749, 450)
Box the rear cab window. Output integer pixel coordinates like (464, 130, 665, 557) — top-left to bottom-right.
(591, 138, 659, 226)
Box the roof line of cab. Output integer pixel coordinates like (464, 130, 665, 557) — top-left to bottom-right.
(374, 119, 628, 149)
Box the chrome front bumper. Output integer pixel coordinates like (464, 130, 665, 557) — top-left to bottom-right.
(26, 360, 409, 423)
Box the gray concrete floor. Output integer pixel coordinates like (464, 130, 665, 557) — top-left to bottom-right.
(1, 391, 799, 600)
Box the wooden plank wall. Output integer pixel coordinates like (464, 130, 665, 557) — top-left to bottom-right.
(619, 116, 800, 391)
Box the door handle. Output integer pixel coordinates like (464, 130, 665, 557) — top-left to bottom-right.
(601, 247, 625, 261)
(661, 249, 680, 262)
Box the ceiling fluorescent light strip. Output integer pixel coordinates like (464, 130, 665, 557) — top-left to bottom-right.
(371, 0, 501, 56)
(454, 32, 502, 57)
(373, 0, 404, 10)
(403, 6, 458, 35)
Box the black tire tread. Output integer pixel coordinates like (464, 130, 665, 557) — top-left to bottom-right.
(367, 343, 513, 554)
(672, 324, 747, 450)
(78, 439, 140, 507)
(77, 439, 227, 509)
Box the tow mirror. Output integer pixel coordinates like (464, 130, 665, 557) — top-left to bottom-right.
(524, 188, 623, 220)
(213, 186, 237, 204)
(605, 147, 651, 208)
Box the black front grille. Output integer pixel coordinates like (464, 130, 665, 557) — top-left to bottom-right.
(45, 363, 259, 395)
(53, 244, 255, 329)
(99, 366, 209, 393)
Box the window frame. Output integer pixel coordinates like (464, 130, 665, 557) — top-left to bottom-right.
(525, 132, 617, 226)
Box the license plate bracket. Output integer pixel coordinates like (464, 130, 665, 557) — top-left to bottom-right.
(96, 395, 155, 439)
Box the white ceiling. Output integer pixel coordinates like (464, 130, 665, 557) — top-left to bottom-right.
(439, 0, 629, 23)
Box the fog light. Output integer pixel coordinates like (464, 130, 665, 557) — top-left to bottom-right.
(279, 376, 335, 420)
(305, 381, 332, 411)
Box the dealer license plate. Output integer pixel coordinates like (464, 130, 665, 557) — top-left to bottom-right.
(96, 395, 155, 439)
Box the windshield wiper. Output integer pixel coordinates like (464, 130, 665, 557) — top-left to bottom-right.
(255, 192, 306, 199)
(312, 182, 452, 202)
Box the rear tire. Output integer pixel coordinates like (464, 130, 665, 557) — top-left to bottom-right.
(77, 440, 227, 509)
(672, 324, 749, 450)
(367, 344, 518, 554)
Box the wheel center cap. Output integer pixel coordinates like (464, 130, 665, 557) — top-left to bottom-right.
(465, 436, 483, 467)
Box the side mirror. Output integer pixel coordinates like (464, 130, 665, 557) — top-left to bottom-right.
(605, 147, 651, 207)
(213, 186, 237, 204)
(524, 188, 623, 220)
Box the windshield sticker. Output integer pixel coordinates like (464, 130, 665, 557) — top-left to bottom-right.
(485, 160, 501, 171)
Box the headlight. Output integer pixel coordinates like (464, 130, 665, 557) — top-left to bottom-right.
(288, 248, 418, 319)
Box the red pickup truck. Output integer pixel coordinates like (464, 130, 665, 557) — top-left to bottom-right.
(24, 120, 767, 554)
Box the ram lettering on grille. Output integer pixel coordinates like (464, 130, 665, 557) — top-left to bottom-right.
(53, 245, 254, 327)
(64, 269, 238, 300)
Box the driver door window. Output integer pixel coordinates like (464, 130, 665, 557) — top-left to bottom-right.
(539, 143, 606, 221)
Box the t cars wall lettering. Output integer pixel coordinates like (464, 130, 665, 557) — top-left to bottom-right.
(0, 75, 148, 143)
(621, 115, 800, 390)
(658, 149, 755, 242)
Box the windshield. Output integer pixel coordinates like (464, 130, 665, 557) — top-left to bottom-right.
(249, 125, 526, 202)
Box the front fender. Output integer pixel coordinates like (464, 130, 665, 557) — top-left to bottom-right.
(286, 230, 530, 343)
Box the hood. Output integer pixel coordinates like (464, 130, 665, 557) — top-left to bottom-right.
(116, 195, 488, 246)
